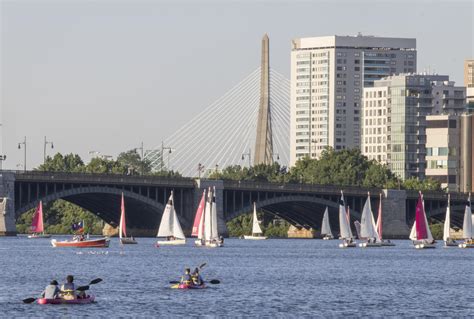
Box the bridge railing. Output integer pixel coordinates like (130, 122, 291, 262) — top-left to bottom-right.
(219, 179, 381, 196)
(6, 170, 195, 187)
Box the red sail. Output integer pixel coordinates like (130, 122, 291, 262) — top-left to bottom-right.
(192, 191, 206, 237)
(415, 192, 428, 239)
(31, 201, 44, 233)
(120, 193, 127, 238)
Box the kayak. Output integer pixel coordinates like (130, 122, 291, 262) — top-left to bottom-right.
(37, 295, 95, 304)
(171, 283, 206, 289)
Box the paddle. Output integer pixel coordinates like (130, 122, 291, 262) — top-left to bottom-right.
(168, 279, 220, 285)
(23, 278, 102, 304)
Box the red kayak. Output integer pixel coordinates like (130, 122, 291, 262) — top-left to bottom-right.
(172, 283, 206, 289)
(37, 295, 95, 304)
(51, 237, 109, 248)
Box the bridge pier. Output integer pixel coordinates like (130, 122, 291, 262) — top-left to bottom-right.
(196, 179, 229, 237)
(382, 189, 410, 238)
(0, 172, 17, 236)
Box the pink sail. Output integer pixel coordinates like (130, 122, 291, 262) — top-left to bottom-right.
(415, 192, 428, 239)
(120, 193, 127, 238)
(192, 191, 206, 237)
(31, 201, 44, 233)
(376, 194, 383, 239)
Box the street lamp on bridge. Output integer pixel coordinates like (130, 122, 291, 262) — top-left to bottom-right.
(18, 136, 26, 172)
(160, 141, 174, 172)
(43, 136, 54, 168)
(197, 163, 205, 179)
(241, 149, 252, 168)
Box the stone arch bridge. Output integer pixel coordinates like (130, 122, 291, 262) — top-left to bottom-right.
(0, 171, 470, 237)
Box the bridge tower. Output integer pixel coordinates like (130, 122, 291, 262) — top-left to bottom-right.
(254, 34, 274, 166)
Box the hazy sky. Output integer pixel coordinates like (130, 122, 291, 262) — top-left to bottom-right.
(1, 0, 473, 170)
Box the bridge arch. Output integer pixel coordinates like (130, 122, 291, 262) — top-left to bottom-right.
(226, 195, 361, 233)
(15, 186, 169, 230)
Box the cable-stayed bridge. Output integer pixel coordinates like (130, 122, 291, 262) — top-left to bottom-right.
(144, 67, 290, 177)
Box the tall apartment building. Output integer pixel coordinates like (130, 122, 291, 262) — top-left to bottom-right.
(464, 59, 474, 107)
(425, 113, 473, 192)
(361, 74, 466, 180)
(290, 34, 416, 166)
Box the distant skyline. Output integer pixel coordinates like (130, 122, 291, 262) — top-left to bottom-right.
(1, 0, 473, 170)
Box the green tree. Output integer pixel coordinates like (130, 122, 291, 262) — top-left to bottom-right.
(403, 177, 441, 191)
(117, 149, 152, 175)
(37, 153, 85, 172)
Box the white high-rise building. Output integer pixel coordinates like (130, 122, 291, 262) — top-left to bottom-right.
(361, 74, 466, 180)
(290, 34, 416, 166)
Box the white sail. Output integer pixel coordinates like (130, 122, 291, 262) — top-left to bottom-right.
(338, 192, 351, 239)
(423, 196, 434, 241)
(157, 192, 185, 239)
(204, 188, 212, 241)
(321, 207, 333, 237)
(210, 187, 219, 239)
(171, 206, 185, 239)
(360, 195, 380, 241)
(251, 203, 263, 235)
(197, 199, 205, 240)
(462, 203, 473, 239)
(409, 221, 417, 241)
(443, 195, 451, 242)
(157, 199, 173, 237)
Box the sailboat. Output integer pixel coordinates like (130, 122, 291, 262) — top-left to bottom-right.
(243, 203, 267, 240)
(119, 193, 137, 245)
(458, 193, 473, 248)
(28, 201, 51, 238)
(443, 194, 457, 247)
(359, 193, 382, 247)
(321, 207, 334, 240)
(194, 187, 223, 247)
(338, 191, 356, 248)
(409, 191, 436, 249)
(376, 193, 395, 246)
(192, 189, 206, 246)
(157, 191, 186, 246)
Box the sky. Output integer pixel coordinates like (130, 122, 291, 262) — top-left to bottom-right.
(1, 0, 473, 170)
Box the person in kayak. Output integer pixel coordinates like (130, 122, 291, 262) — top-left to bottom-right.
(41, 280, 60, 299)
(61, 275, 86, 299)
(191, 268, 204, 286)
(180, 268, 192, 286)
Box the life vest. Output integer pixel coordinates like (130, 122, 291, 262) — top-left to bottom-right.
(181, 274, 192, 285)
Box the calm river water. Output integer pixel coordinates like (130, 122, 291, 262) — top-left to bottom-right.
(0, 237, 473, 317)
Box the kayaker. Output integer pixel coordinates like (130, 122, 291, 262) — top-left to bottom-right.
(61, 275, 86, 300)
(180, 268, 192, 285)
(41, 280, 60, 299)
(191, 268, 204, 286)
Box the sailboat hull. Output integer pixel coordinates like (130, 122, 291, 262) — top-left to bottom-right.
(380, 241, 395, 246)
(157, 239, 186, 246)
(243, 235, 267, 240)
(322, 235, 334, 240)
(414, 241, 436, 249)
(458, 240, 474, 248)
(120, 238, 137, 245)
(359, 242, 382, 248)
(443, 240, 458, 247)
(339, 241, 356, 248)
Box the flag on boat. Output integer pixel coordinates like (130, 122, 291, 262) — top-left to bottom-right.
(72, 221, 84, 233)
